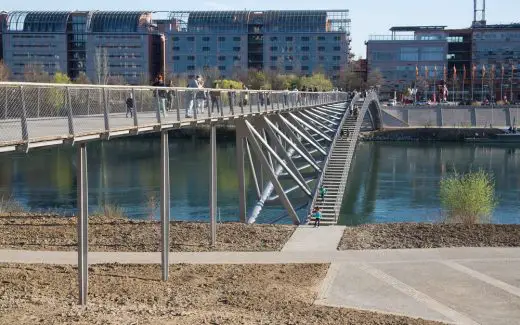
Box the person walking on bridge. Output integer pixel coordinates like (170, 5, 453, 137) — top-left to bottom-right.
(313, 207, 322, 227)
(152, 74, 167, 118)
(125, 93, 134, 118)
(319, 185, 327, 202)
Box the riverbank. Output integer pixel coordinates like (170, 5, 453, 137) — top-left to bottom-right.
(361, 128, 506, 142)
(339, 223, 520, 250)
(0, 215, 294, 252)
(0, 263, 442, 325)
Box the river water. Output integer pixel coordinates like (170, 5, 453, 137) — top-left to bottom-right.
(1, 137, 519, 224)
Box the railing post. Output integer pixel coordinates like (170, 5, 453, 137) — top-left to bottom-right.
(155, 89, 163, 124)
(77, 143, 88, 305)
(37, 87, 41, 118)
(132, 88, 138, 127)
(19, 86, 29, 142)
(229, 91, 234, 115)
(160, 130, 170, 281)
(66, 87, 75, 136)
(210, 124, 217, 247)
(192, 91, 198, 120)
(249, 90, 253, 113)
(86, 88, 90, 115)
(176, 90, 182, 121)
(257, 92, 261, 112)
(103, 88, 110, 133)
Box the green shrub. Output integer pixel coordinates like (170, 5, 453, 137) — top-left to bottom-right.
(91, 204, 126, 220)
(439, 170, 497, 224)
(0, 196, 25, 214)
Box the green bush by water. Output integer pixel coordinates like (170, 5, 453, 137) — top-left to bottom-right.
(440, 170, 497, 224)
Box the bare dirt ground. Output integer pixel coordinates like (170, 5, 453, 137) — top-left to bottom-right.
(0, 263, 444, 325)
(0, 215, 295, 252)
(339, 223, 520, 250)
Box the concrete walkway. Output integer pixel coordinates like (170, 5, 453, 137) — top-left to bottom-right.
(281, 225, 345, 252)
(1, 247, 520, 324)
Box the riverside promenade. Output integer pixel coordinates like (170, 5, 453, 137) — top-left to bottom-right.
(1, 226, 520, 325)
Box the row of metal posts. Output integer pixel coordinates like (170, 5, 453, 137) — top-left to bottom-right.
(76, 124, 218, 305)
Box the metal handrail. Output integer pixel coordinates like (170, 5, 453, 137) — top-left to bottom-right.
(333, 91, 375, 218)
(0, 82, 348, 150)
(306, 91, 360, 221)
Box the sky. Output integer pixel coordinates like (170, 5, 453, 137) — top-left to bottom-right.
(3, 0, 520, 58)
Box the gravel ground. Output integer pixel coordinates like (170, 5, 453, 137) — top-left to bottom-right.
(0, 215, 295, 252)
(339, 223, 520, 250)
(0, 263, 443, 325)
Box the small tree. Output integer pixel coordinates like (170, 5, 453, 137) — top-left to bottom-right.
(367, 68, 383, 90)
(94, 48, 109, 85)
(440, 170, 497, 224)
(247, 70, 270, 90)
(74, 72, 91, 84)
(0, 60, 10, 81)
(23, 63, 50, 83)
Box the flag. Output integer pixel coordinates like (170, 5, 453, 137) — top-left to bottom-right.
(472, 64, 477, 80)
(453, 65, 457, 80)
(482, 64, 486, 79)
(501, 64, 505, 79)
(443, 65, 447, 81)
(425, 66, 429, 79)
(463, 65, 467, 81)
(434, 65, 437, 79)
(491, 64, 496, 79)
(415, 66, 419, 78)
(512, 64, 516, 79)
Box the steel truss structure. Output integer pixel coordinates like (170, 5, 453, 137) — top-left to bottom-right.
(235, 101, 350, 224)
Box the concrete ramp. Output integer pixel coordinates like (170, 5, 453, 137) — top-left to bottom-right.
(381, 109, 409, 128)
(282, 225, 345, 252)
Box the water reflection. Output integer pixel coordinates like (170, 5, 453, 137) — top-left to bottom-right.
(339, 142, 520, 225)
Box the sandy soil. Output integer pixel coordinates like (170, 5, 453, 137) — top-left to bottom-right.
(0, 215, 295, 252)
(339, 223, 520, 250)
(0, 263, 443, 325)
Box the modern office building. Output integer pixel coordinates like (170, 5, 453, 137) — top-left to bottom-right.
(0, 12, 7, 62)
(0, 11, 164, 84)
(366, 0, 520, 101)
(163, 10, 351, 82)
(0, 9, 350, 85)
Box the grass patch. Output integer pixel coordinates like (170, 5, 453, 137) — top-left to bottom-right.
(440, 169, 497, 224)
(91, 203, 126, 221)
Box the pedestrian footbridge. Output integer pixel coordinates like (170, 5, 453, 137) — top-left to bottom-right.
(0, 82, 382, 305)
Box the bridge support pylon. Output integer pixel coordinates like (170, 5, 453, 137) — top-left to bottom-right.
(77, 143, 88, 305)
(160, 131, 170, 281)
(209, 124, 217, 247)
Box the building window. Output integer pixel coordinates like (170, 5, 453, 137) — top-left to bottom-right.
(420, 47, 444, 61)
(233, 56, 240, 61)
(173, 56, 180, 60)
(317, 36, 326, 41)
(173, 46, 180, 51)
(233, 37, 241, 41)
(202, 47, 210, 51)
(301, 56, 309, 61)
(202, 37, 210, 41)
(372, 51, 393, 61)
(333, 46, 341, 51)
(400, 47, 419, 61)
(173, 37, 179, 41)
(218, 36, 226, 41)
(301, 36, 310, 42)
(286, 36, 293, 41)
(270, 46, 278, 51)
(218, 56, 226, 61)
(233, 47, 241, 52)
(218, 66, 226, 71)
(319, 56, 325, 61)
(333, 56, 341, 61)
(188, 56, 195, 61)
(187, 65, 195, 70)
(333, 36, 341, 41)
(270, 56, 278, 61)
(318, 46, 325, 52)
(187, 36, 195, 41)
(332, 66, 340, 71)
(302, 66, 309, 71)
(301, 46, 310, 51)
(285, 66, 293, 71)
(270, 36, 278, 41)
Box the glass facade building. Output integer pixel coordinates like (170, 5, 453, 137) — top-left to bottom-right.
(164, 10, 351, 82)
(0, 10, 350, 84)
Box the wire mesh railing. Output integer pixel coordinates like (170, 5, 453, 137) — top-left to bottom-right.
(0, 82, 348, 147)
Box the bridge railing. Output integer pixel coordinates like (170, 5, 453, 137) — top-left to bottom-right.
(0, 82, 348, 147)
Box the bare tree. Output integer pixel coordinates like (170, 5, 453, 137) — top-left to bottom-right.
(367, 68, 384, 90)
(23, 63, 50, 83)
(106, 75, 126, 85)
(94, 48, 109, 85)
(74, 71, 91, 84)
(0, 60, 10, 81)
